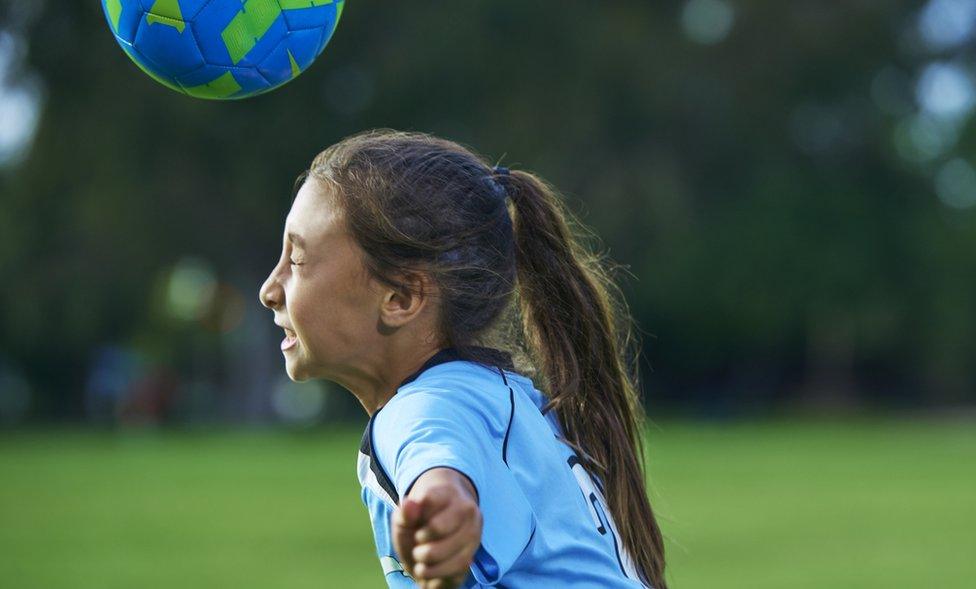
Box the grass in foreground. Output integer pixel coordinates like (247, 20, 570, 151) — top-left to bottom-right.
(0, 419, 973, 588)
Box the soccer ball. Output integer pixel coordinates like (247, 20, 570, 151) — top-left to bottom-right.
(100, 0, 344, 99)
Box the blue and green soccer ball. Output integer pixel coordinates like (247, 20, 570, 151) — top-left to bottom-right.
(100, 0, 344, 99)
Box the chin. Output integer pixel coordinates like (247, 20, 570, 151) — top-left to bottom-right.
(285, 358, 313, 382)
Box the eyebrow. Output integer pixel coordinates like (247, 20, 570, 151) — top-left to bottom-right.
(287, 232, 306, 248)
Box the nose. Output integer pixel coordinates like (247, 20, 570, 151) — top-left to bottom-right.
(259, 267, 283, 310)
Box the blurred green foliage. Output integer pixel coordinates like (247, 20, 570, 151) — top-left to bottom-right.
(1, 423, 973, 587)
(1, 1, 975, 421)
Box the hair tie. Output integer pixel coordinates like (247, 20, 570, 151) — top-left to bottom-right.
(488, 165, 511, 201)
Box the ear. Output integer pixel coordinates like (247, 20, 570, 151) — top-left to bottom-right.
(378, 272, 432, 329)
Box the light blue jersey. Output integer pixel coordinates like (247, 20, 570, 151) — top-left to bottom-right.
(357, 347, 651, 588)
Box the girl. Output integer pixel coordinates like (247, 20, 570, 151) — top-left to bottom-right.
(259, 131, 667, 588)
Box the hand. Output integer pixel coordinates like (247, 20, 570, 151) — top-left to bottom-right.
(391, 468, 483, 589)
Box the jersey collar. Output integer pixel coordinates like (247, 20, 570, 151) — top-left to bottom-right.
(397, 346, 514, 389)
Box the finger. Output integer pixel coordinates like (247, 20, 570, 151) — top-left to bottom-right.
(414, 499, 476, 543)
(415, 484, 456, 519)
(413, 543, 479, 581)
(392, 499, 423, 569)
(400, 497, 423, 527)
(420, 577, 465, 589)
(412, 532, 472, 566)
(413, 533, 480, 578)
(415, 558, 469, 589)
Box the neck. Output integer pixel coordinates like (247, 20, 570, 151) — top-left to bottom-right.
(330, 341, 443, 415)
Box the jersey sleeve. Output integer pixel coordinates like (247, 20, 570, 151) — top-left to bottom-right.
(373, 389, 536, 586)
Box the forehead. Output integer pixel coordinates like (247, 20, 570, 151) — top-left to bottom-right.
(285, 177, 342, 243)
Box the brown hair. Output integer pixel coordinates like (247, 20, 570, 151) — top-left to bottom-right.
(308, 130, 666, 588)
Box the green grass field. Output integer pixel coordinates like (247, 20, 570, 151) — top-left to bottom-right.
(1, 420, 973, 588)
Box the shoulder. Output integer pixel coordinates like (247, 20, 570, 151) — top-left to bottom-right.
(369, 361, 520, 482)
(376, 360, 515, 437)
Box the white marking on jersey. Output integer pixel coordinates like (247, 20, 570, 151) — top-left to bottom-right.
(569, 460, 646, 586)
(380, 555, 412, 578)
(357, 450, 398, 508)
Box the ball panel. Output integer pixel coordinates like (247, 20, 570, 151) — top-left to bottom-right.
(280, 1, 339, 30)
(234, 15, 289, 67)
(137, 0, 217, 21)
(144, 13, 186, 35)
(176, 65, 271, 99)
(193, 0, 288, 67)
(191, 0, 246, 66)
(134, 13, 206, 76)
(103, 0, 145, 43)
(142, 0, 185, 21)
(103, 0, 123, 34)
(221, 0, 280, 63)
(119, 42, 186, 94)
(256, 29, 322, 87)
(278, 0, 333, 9)
(181, 0, 222, 21)
(181, 71, 243, 99)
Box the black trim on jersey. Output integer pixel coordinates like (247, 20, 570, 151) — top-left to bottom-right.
(605, 507, 630, 580)
(502, 383, 515, 466)
(360, 418, 400, 504)
(361, 346, 515, 506)
(568, 455, 636, 583)
(593, 472, 607, 495)
(397, 346, 515, 389)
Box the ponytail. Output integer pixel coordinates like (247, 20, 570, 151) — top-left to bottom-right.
(506, 170, 667, 588)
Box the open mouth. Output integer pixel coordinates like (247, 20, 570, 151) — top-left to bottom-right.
(280, 328, 298, 352)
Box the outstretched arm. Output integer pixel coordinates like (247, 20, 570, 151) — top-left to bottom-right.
(392, 467, 483, 589)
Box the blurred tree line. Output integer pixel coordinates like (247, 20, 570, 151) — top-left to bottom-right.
(1, 0, 974, 424)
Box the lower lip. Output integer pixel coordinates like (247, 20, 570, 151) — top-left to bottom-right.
(281, 335, 298, 351)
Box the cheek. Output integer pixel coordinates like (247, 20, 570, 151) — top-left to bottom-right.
(289, 271, 378, 352)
